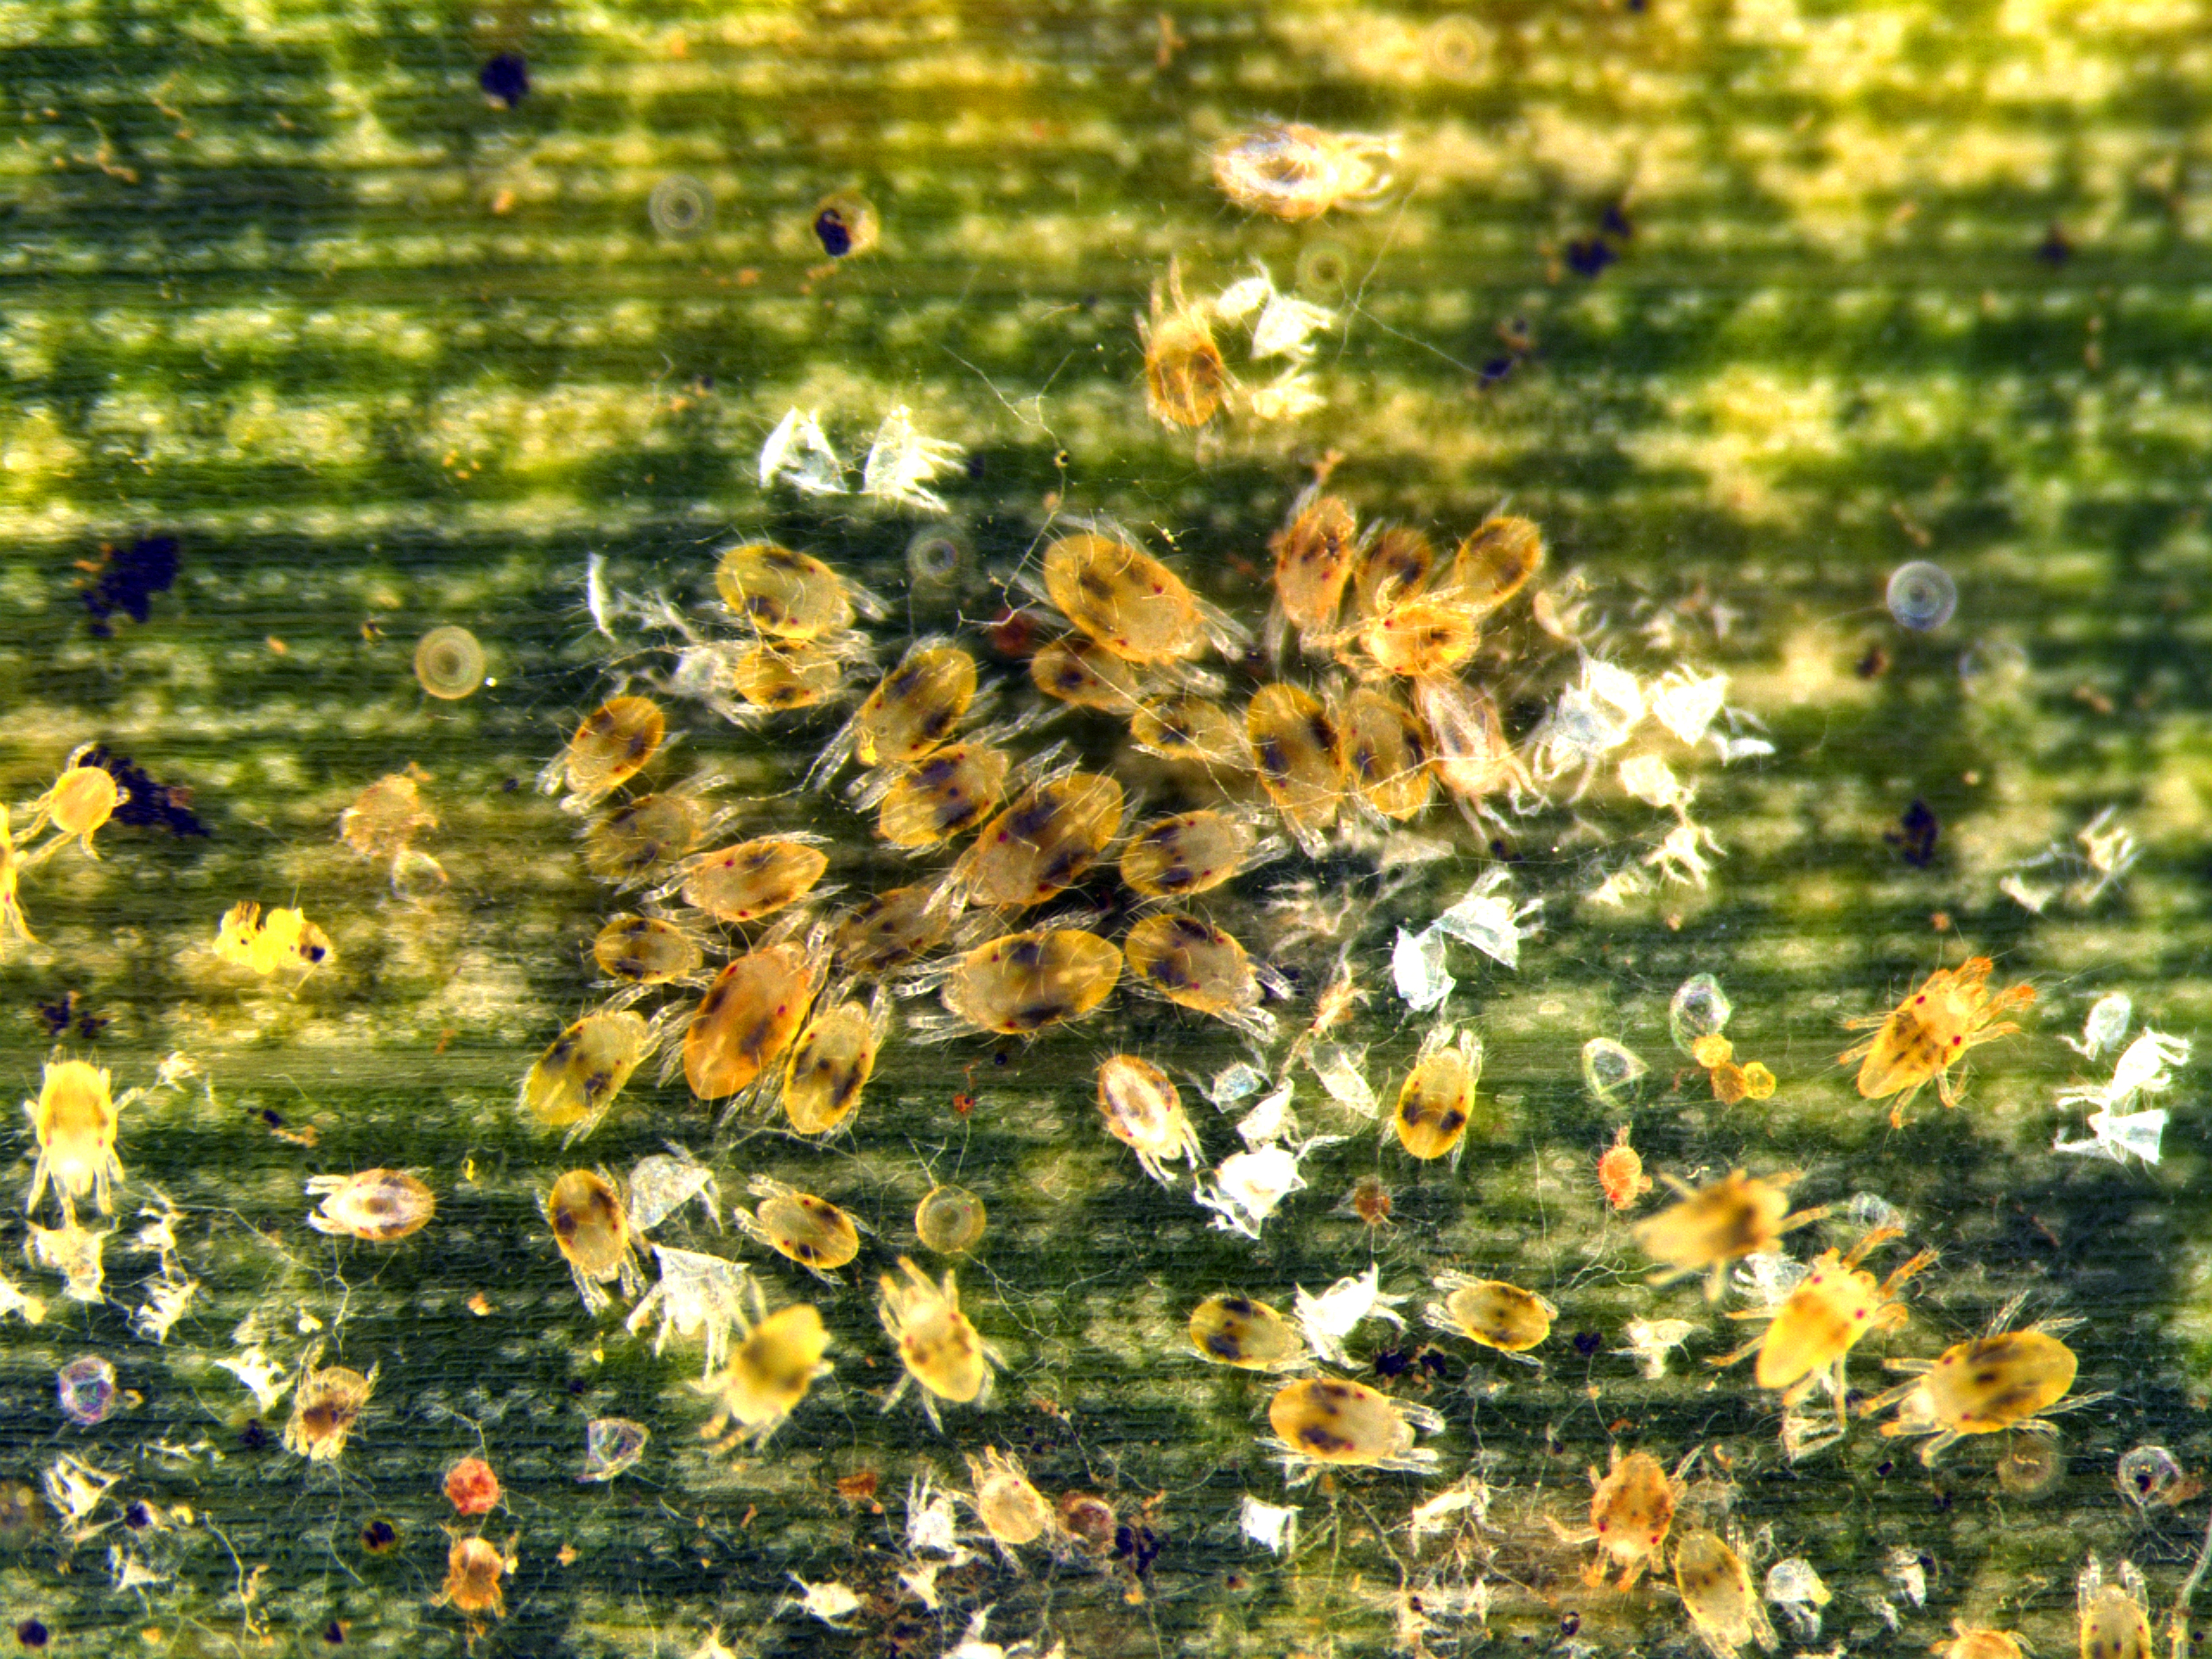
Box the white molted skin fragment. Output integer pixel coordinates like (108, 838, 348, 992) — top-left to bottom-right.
(759, 409, 849, 495)
(861, 406, 963, 512)
(1431, 868, 1541, 968)
(1239, 1496, 1299, 1554)
(2064, 992, 2133, 1059)
(1294, 1263, 1409, 1365)
(1649, 667, 1730, 747)
(625, 1245, 754, 1376)
(1392, 926, 1453, 1012)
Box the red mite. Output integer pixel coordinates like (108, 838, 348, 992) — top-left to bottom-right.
(952, 1093, 977, 1118)
(443, 1456, 501, 1516)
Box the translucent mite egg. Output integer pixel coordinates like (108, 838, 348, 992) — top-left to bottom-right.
(1246, 683, 1344, 851)
(1189, 1294, 1303, 1370)
(848, 643, 977, 769)
(593, 914, 703, 985)
(1427, 1273, 1555, 1355)
(23, 1059, 128, 1221)
(682, 943, 819, 1101)
(1583, 1040, 1649, 1108)
(306, 1169, 435, 1243)
(780, 996, 887, 1136)
(1840, 955, 2036, 1127)
(584, 793, 702, 882)
(958, 772, 1125, 909)
(1095, 1053, 1205, 1185)
(811, 189, 879, 258)
(1669, 974, 1733, 1055)
(831, 885, 949, 976)
(579, 1416, 650, 1481)
(1041, 531, 1205, 665)
(1028, 635, 1143, 711)
(968, 1448, 1052, 1547)
(915, 1185, 987, 1255)
(1211, 123, 1392, 221)
(695, 1300, 831, 1451)
(413, 626, 486, 700)
(879, 1256, 995, 1426)
(1141, 262, 1226, 429)
(22, 747, 124, 861)
(1633, 1170, 1823, 1300)
(647, 172, 714, 238)
(2117, 1444, 2185, 1509)
(443, 1457, 500, 1516)
(715, 542, 855, 640)
(551, 696, 665, 804)
(1270, 490, 1358, 640)
(1335, 688, 1437, 821)
(541, 1168, 644, 1314)
(1123, 912, 1270, 1035)
(1675, 1529, 1777, 1659)
(55, 1355, 117, 1426)
(436, 1535, 511, 1624)
(737, 1177, 861, 1277)
(906, 524, 970, 590)
(1390, 1027, 1482, 1162)
(677, 836, 829, 925)
(1128, 692, 1250, 770)
(1264, 1377, 1441, 1478)
(213, 901, 334, 979)
(1119, 810, 1255, 899)
(1998, 1434, 2065, 1498)
(1886, 560, 1957, 631)
(874, 742, 1007, 849)
(284, 1358, 378, 1462)
(521, 1011, 652, 1141)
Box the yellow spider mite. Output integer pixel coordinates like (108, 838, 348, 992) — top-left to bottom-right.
(1632, 1169, 1824, 1300)
(1709, 1226, 1936, 1427)
(214, 901, 334, 979)
(1548, 1446, 1688, 1590)
(21, 746, 124, 862)
(23, 1058, 137, 1222)
(693, 1287, 832, 1453)
(1841, 956, 2035, 1127)
(878, 1255, 995, 1429)
(1675, 1529, 1777, 1659)
(1860, 1307, 2085, 1465)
